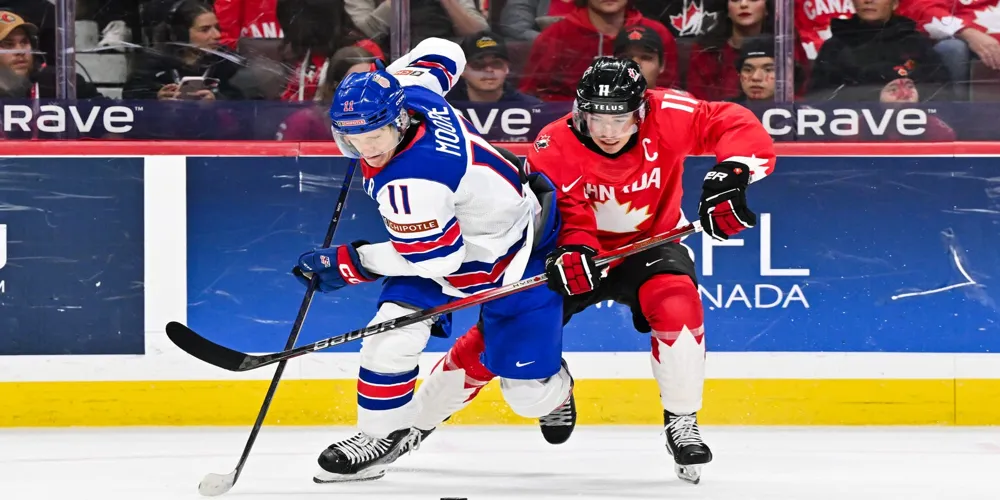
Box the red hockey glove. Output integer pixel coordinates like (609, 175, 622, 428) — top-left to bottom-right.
(545, 245, 601, 296)
(698, 161, 757, 241)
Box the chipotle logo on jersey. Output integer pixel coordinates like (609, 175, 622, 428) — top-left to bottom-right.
(384, 218, 440, 234)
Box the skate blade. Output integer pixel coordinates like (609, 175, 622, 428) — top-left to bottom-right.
(674, 464, 702, 485)
(313, 466, 387, 484)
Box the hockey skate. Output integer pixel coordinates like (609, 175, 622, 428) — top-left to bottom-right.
(313, 427, 432, 483)
(538, 359, 576, 444)
(663, 410, 712, 484)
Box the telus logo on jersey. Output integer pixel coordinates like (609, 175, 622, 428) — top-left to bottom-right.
(426, 107, 463, 157)
(2, 104, 136, 133)
(697, 214, 809, 309)
(762, 108, 927, 137)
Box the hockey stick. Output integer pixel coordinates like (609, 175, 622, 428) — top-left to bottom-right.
(167, 221, 701, 374)
(194, 160, 358, 497)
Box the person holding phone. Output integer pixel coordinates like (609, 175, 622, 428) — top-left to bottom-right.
(123, 0, 243, 100)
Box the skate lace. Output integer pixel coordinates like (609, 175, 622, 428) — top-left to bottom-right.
(338, 432, 393, 465)
(666, 414, 703, 447)
(539, 399, 574, 427)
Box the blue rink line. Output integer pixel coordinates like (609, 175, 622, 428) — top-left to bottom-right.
(185, 156, 1000, 354)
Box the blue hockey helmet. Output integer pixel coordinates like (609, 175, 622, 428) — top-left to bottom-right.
(329, 66, 410, 159)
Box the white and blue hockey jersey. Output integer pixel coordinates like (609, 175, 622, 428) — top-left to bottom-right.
(355, 38, 541, 297)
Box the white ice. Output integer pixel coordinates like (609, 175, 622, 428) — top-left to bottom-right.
(2, 426, 999, 500)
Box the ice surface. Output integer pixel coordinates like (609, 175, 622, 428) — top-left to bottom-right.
(2, 426, 999, 500)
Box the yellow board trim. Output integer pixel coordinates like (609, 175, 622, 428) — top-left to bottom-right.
(0, 378, 992, 427)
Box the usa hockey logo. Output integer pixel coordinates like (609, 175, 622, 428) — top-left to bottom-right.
(343, 101, 354, 112)
(320, 255, 331, 268)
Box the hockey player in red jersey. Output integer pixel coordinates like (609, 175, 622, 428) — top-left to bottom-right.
(532, 56, 775, 483)
(399, 56, 774, 484)
(410, 55, 774, 482)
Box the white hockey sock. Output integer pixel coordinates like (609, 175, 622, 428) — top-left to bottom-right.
(650, 326, 706, 415)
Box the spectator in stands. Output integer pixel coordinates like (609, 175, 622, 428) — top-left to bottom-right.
(613, 25, 667, 89)
(0, 1, 54, 62)
(895, 0, 1000, 100)
(806, 0, 951, 101)
(686, 0, 806, 101)
(634, 0, 724, 38)
(0, 10, 102, 98)
(499, 0, 579, 42)
(448, 31, 541, 103)
(346, 0, 488, 46)
(123, 0, 244, 100)
(519, 0, 677, 101)
(796, 0, 854, 61)
(214, 0, 283, 49)
(276, 45, 378, 140)
(278, 0, 382, 102)
(729, 35, 776, 103)
(866, 63, 956, 140)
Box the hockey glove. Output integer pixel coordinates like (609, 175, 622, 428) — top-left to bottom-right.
(292, 241, 380, 293)
(545, 245, 601, 296)
(698, 161, 757, 241)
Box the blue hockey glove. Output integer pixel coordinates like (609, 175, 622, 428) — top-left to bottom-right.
(292, 241, 380, 293)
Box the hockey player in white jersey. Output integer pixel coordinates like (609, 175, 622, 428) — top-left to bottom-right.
(292, 38, 574, 482)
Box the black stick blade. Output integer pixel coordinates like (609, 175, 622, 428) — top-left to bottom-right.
(165, 321, 255, 372)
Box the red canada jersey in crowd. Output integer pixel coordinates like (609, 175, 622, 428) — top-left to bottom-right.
(796, 0, 855, 59)
(214, 0, 284, 49)
(526, 90, 776, 253)
(897, 0, 1000, 42)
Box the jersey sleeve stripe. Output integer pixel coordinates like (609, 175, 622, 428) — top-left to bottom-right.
(412, 56, 457, 92)
(472, 144, 522, 194)
(444, 228, 527, 291)
(391, 217, 462, 253)
(398, 235, 464, 263)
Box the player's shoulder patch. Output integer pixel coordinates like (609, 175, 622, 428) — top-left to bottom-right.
(533, 134, 551, 152)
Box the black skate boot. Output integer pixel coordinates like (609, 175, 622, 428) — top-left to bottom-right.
(538, 359, 576, 444)
(313, 427, 425, 483)
(663, 410, 712, 484)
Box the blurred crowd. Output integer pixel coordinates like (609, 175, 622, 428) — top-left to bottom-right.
(0, 0, 996, 139)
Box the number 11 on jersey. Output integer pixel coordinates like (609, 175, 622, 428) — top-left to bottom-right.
(387, 185, 412, 215)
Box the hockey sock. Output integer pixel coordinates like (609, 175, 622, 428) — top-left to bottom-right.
(412, 325, 496, 430)
(638, 274, 706, 415)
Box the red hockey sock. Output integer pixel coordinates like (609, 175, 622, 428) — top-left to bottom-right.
(432, 325, 496, 401)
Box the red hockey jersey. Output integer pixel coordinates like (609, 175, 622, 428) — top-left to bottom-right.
(214, 0, 284, 49)
(797, 0, 856, 59)
(896, 0, 1000, 41)
(526, 90, 775, 253)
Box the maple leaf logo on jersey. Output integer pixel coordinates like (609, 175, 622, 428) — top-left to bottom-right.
(924, 16, 965, 39)
(670, 1, 717, 37)
(593, 198, 652, 233)
(974, 6, 1000, 34)
(725, 155, 771, 183)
